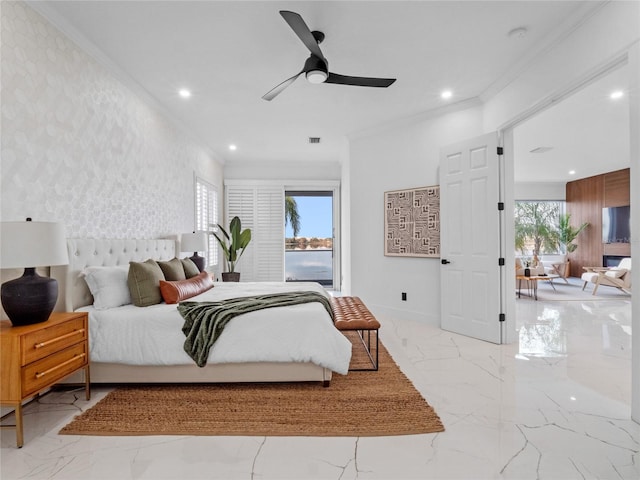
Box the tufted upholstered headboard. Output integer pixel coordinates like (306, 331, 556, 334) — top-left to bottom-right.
(51, 238, 177, 312)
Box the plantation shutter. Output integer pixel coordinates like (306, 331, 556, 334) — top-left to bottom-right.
(255, 188, 285, 281)
(195, 178, 218, 269)
(225, 184, 284, 282)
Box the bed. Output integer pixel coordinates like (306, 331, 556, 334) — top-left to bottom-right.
(50, 238, 352, 386)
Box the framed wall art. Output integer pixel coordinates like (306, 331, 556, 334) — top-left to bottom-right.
(384, 185, 440, 258)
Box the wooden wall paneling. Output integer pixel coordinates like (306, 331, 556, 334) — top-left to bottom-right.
(566, 174, 603, 276)
(566, 168, 630, 276)
(604, 243, 632, 257)
(603, 168, 631, 207)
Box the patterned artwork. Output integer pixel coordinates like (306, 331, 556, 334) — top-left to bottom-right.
(385, 185, 440, 258)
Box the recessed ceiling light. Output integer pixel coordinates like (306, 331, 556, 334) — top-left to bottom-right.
(229, 144, 237, 151)
(178, 89, 191, 98)
(508, 27, 528, 39)
(441, 90, 453, 99)
(569, 170, 576, 175)
(610, 90, 624, 100)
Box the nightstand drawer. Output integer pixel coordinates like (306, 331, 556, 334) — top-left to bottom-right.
(22, 342, 88, 397)
(20, 316, 87, 365)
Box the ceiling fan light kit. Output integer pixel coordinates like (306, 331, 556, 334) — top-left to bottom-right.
(304, 54, 328, 83)
(262, 10, 396, 100)
(306, 69, 328, 84)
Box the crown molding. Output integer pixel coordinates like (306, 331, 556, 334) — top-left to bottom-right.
(348, 97, 483, 141)
(479, 1, 609, 103)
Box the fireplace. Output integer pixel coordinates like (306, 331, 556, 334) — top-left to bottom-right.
(603, 255, 626, 267)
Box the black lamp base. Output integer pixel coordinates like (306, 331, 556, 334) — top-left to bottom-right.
(189, 253, 206, 272)
(1, 268, 58, 326)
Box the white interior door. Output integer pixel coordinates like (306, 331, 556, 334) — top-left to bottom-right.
(440, 132, 504, 343)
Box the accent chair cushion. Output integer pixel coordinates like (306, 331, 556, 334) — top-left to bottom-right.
(605, 269, 626, 279)
(159, 271, 214, 304)
(618, 258, 632, 270)
(128, 259, 165, 307)
(158, 258, 187, 281)
(83, 265, 131, 310)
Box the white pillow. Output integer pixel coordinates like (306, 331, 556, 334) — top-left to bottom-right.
(82, 266, 131, 310)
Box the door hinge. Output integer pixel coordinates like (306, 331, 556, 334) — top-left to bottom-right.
(498, 257, 505, 266)
(499, 313, 506, 322)
(498, 202, 504, 211)
(497, 146, 504, 155)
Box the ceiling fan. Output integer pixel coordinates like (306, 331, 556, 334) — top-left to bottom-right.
(262, 10, 397, 101)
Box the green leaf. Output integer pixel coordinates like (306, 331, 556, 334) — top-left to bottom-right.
(212, 216, 252, 273)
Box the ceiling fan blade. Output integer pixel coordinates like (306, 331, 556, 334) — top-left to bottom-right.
(279, 11, 326, 61)
(326, 73, 396, 88)
(262, 71, 303, 101)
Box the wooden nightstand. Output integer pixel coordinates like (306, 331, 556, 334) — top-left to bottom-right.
(0, 312, 90, 447)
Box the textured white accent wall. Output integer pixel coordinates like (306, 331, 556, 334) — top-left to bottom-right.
(0, 2, 223, 238)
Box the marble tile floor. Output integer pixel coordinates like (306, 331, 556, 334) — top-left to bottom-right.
(1, 296, 638, 479)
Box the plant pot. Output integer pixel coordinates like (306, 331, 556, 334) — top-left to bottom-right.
(222, 272, 240, 282)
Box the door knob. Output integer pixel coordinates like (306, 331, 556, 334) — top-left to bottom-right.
(441, 259, 451, 265)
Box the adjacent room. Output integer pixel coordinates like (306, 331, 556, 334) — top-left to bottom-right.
(513, 63, 632, 301)
(1, 1, 639, 479)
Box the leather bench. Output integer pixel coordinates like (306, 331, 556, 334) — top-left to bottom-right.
(330, 296, 380, 371)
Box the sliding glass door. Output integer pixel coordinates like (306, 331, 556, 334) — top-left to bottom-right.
(285, 191, 334, 288)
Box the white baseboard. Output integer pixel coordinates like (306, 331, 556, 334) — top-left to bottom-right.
(366, 303, 440, 326)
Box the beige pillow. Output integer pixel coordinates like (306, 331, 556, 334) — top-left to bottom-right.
(128, 259, 165, 307)
(181, 258, 200, 279)
(158, 258, 187, 281)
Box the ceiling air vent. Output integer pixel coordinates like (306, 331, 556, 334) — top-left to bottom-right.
(308, 137, 321, 144)
(530, 146, 553, 154)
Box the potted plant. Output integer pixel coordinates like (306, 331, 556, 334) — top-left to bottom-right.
(212, 216, 251, 282)
(556, 213, 588, 253)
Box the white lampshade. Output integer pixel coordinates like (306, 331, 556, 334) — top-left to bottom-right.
(1, 221, 68, 269)
(181, 232, 207, 252)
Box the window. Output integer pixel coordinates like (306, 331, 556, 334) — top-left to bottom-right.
(514, 201, 564, 256)
(223, 180, 340, 286)
(195, 177, 218, 269)
(285, 191, 334, 288)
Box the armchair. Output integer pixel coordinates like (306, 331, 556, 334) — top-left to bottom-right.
(581, 258, 632, 295)
(539, 254, 570, 283)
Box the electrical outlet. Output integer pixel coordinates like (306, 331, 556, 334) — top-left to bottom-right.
(401, 292, 407, 301)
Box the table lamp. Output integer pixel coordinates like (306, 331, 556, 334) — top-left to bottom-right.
(1, 219, 69, 326)
(181, 232, 207, 272)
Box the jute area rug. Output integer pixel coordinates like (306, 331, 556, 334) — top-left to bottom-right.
(59, 332, 444, 437)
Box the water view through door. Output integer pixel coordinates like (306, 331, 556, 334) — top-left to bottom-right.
(285, 191, 333, 288)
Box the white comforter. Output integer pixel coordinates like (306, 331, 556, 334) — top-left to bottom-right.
(78, 282, 352, 375)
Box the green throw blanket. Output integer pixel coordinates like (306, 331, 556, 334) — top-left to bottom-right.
(178, 291, 334, 367)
